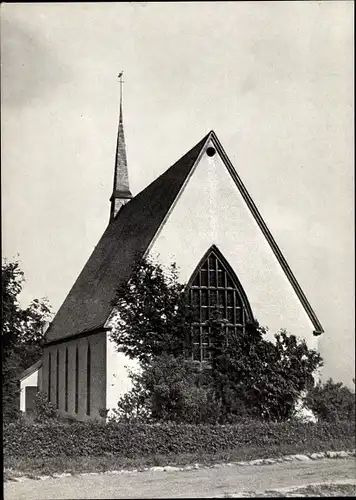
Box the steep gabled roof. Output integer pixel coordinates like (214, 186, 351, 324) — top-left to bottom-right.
(45, 130, 324, 345)
(45, 132, 211, 344)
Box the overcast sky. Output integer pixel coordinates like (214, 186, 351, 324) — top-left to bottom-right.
(1, 1, 354, 386)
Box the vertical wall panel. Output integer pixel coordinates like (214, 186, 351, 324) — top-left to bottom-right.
(86, 343, 91, 415)
(68, 342, 76, 415)
(90, 332, 106, 420)
(47, 351, 52, 402)
(56, 350, 59, 408)
(75, 345, 79, 414)
(57, 346, 65, 412)
(65, 347, 69, 412)
(42, 331, 107, 420)
(42, 351, 48, 399)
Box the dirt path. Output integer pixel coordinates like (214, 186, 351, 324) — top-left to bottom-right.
(4, 457, 356, 499)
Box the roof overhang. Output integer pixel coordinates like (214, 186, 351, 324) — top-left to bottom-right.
(20, 359, 43, 381)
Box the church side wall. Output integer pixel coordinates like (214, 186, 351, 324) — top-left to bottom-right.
(42, 331, 107, 421)
(148, 140, 320, 352)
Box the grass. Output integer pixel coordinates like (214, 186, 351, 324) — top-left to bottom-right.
(250, 483, 356, 497)
(288, 483, 356, 497)
(4, 440, 355, 480)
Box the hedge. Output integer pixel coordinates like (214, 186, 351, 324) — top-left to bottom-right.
(3, 420, 355, 459)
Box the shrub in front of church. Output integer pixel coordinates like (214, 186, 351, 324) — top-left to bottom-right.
(207, 323, 322, 422)
(110, 257, 322, 423)
(112, 354, 221, 424)
(3, 419, 354, 459)
(33, 391, 59, 422)
(112, 325, 322, 424)
(304, 379, 355, 422)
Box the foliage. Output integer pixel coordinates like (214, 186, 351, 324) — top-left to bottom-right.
(3, 419, 354, 460)
(2, 349, 22, 423)
(110, 368, 151, 423)
(115, 327, 322, 424)
(113, 355, 220, 424)
(208, 317, 322, 422)
(110, 257, 192, 364)
(2, 258, 52, 420)
(111, 257, 322, 423)
(305, 379, 355, 422)
(290, 394, 318, 423)
(2, 258, 51, 352)
(33, 392, 59, 422)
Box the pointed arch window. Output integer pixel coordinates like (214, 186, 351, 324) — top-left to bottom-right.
(187, 245, 254, 362)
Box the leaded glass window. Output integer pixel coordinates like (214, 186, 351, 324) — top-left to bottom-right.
(188, 246, 252, 362)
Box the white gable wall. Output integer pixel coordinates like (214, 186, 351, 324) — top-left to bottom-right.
(148, 139, 319, 351)
(104, 139, 320, 410)
(20, 369, 40, 413)
(106, 332, 138, 414)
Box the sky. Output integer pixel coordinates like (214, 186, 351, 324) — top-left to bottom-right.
(1, 1, 354, 386)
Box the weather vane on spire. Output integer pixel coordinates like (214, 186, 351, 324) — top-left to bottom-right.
(110, 70, 132, 222)
(118, 71, 124, 105)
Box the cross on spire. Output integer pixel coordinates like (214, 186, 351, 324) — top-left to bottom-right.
(118, 71, 124, 108)
(109, 71, 132, 222)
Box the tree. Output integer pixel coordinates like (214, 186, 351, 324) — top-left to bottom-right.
(208, 316, 322, 421)
(305, 378, 355, 422)
(110, 257, 192, 364)
(113, 354, 219, 424)
(111, 257, 323, 422)
(2, 258, 52, 420)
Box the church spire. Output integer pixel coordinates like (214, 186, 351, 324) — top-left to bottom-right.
(110, 72, 132, 222)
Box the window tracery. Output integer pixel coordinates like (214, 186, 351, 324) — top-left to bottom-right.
(187, 246, 253, 361)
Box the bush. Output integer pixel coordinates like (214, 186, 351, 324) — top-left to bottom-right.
(113, 355, 221, 424)
(3, 420, 354, 460)
(33, 392, 59, 422)
(114, 325, 322, 424)
(305, 379, 355, 422)
(208, 324, 323, 422)
(110, 257, 323, 423)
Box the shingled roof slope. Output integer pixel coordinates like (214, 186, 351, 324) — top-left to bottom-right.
(45, 133, 211, 343)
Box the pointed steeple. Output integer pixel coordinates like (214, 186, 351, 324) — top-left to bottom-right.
(110, 72, 132, 222)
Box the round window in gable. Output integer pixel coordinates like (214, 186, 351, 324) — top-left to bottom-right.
(206, 147, 216, 157)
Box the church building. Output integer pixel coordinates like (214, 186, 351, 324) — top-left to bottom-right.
(26, 85, 324, 420)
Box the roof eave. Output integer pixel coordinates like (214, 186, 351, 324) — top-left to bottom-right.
(20, 360, 43, 381)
